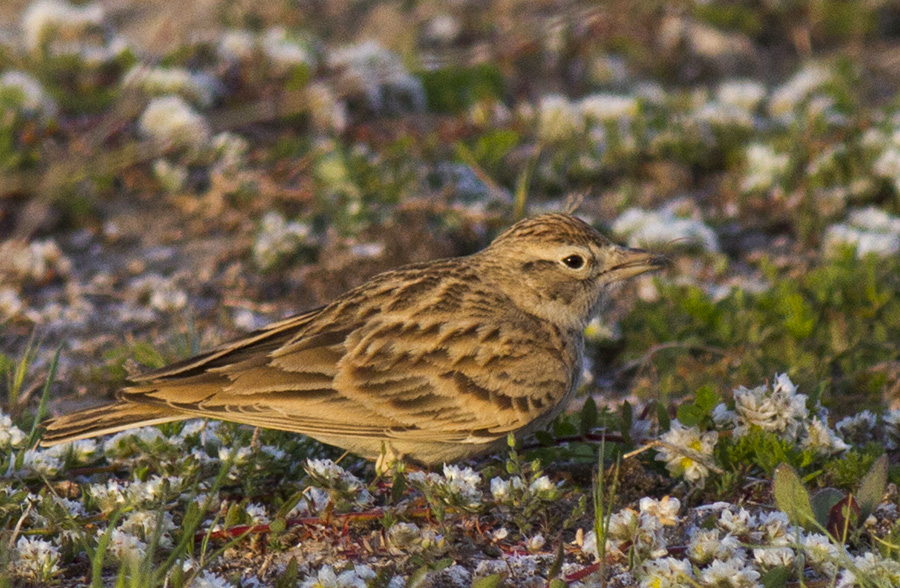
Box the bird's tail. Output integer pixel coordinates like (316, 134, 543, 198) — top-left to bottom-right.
(40, 403, 187, 446)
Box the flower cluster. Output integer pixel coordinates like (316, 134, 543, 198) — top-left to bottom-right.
(304, 458, 374, 509)
(582, 496, 680, 563)
(252, 212, 311, 270)
(408, 464, 483, 514)
(613, 202, 719, 253)
(824, 207, 900, 258)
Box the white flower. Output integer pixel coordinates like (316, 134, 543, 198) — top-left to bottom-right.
(2, 238, 71, 282)
(131, 274, 188, 312)
(252, 212, 310, 270)
(426, 14, 460, 43)
(0, 287, 24, 320)
(190, 570, 233, 588)
(526, 533, 546, 553)
(89, 479, 128, 512)
(883, 409, 900, 450)
(732, 374, 808, 441)
(0, 412, 26, 448)
(835, 411, 877, 447)
(22, 0, 104, 52)
(637, 557, 694, 588)
(837, 552, 900, 587)
(442, 464, 483, 506)
(304, 459, 372, 506)
(300, 563, 377, 588)
(741, 143, 790, 193)
(612, 206, 719, 252)
(20, 449, 61, 477)
(717, 79, 766, 112)
(139, 95, 211, 151)
(127, 475, 183, 505)
(152, 159, 189, 193)
(106, 529, 147, 564)
(120, 510, 176, 547)
(718, 508, 755, 538)
(43, 438, 99, 464)
(490, 476, 524, 501)
(329, 41, 424, 113)
(406, 471, 442, 485)
(123, 66, 219, 107)
(262, 27, 314, 71)
(639, 496, 680, 526)
(711, 403, 737, 429)
(802, 417, 848, 456)
(693, 101, 754, 129)
(0, 71, 57, 119)
(217, 29, 256, 61)
(699, 557, 762, 588)
(823, 207, 900, 258)
(655, 420, 718, 486)
(12, 536, 60, 583)
(769, 63, 832, 120)
(873, 144, 900, 192)
(802, 533, 841, 578)
(536, 94, 582, 143)
(245, 503, 270, 525)
(528, 475, 555, 495)
(579, 93, 639, 123)
(753, 546, 794, 569)
(752, 511, 794, 546)
(103, 426, 165, 456)
(306, 82, 348, 134)
(688, 528, 742, 565)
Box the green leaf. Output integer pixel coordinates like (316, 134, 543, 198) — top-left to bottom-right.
(392, 469, 408, 504)
(656, 401, 671, 432)
(694, 385, 721, 414)
(224, 503, 243, 529)
(581, 396, 599, 436)
(269, 518, 286, 534)
(418, 63, 505, 113)
(676, 404, 702, 427)
(471, 574, 504, 588)
(810, 488, 845, 528)
(474, 130, 519, 167)
(773, 463, 816, 530)
(620, 401, 634, 445)
(274, 558, 298, 588)
(857, 454, 888, 521)
(760, 565, 790, 588)
(405, 566, 429, 588)
(548, 580, 568, 588)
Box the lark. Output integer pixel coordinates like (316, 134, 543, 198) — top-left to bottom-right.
(42, 213, 666, 464)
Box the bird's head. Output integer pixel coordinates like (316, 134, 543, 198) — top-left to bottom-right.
(480, 213, 668, 330)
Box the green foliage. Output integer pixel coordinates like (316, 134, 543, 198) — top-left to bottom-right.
(773, 456, 888, 539)
(718, 428, 812, 479)
(621, 253, 900, 409)
(823, 447, 882, 492)
(312, 138, 420, 235)
(772, 463, 817, 530)
(418, 64, 505, 114)
(675, 385, 720, 428)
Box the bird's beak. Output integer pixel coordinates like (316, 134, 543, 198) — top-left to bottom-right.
(606, 246, 669, 282)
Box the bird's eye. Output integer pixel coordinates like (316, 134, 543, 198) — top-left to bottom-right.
(562, 254, 585, 269)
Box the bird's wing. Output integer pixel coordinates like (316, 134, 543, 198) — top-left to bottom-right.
(122, 304, 575, 444)
(129, 307, 326, 381)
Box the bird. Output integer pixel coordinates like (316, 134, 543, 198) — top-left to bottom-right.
(41, 213, 667, 464)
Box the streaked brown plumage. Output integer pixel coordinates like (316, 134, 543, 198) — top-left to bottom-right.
(41, 213, 666, 464)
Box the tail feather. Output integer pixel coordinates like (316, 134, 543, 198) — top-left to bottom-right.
(40, 403, 187, 446)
